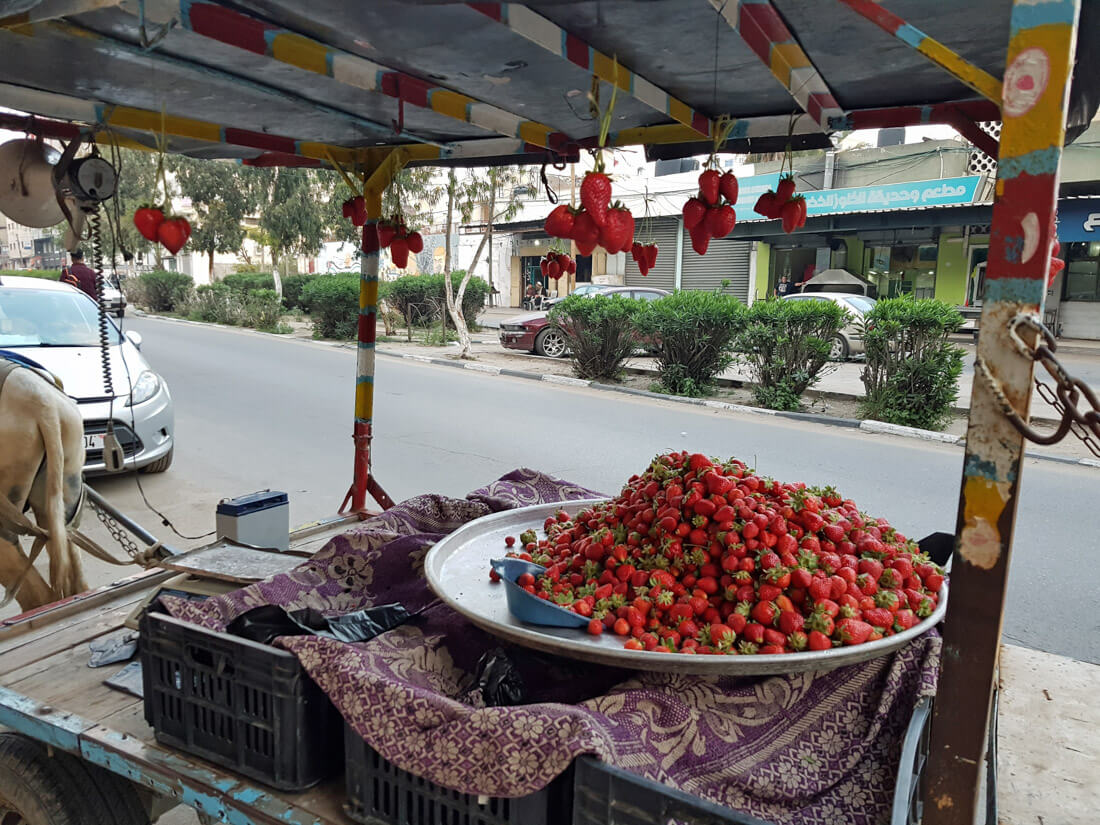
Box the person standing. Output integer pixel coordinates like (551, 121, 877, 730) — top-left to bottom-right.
(776, 275, 791, 297)
(66, 249, 98, 300)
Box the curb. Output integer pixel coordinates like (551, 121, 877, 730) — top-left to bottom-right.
(376, 348, 1097, 469)
(130, 314, 1094, 470)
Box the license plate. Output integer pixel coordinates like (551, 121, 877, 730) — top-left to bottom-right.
(84, 433, 105, 451)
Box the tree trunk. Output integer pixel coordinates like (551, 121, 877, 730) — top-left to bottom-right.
(208, 249, 215, 280)
(444, 169, 456, 274)
(272, 257, 284, 298)
(445, 193, 494, 358)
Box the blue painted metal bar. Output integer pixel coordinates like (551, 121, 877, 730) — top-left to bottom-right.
(0, 685, 91, 753)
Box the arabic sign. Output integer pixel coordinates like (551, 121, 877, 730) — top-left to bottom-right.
(802, 176, 981, 216)
(1056, 198, 1100, 243)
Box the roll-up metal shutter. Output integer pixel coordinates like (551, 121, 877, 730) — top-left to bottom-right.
(625, 216, 678, 292)
(680, 234, 752, 302)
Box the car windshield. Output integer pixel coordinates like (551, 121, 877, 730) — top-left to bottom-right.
(0, 287, 122, 347)
(844, 296, 876, 314)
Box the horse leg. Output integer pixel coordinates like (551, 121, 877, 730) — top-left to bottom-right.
(0, 532, 56, 611)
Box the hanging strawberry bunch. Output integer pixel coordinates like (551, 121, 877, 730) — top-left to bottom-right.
(630, 188, 659, 275)
(540, 249, 575, 281)
(375, 216, 423, 270)
(754, 174, 807, 234)
(131, 125, 191, 255)
(341, 195, 368, 226)
(682, 118, 739, 256)
(1048, 214, 1065, 288)
(542, 64, 637, 258)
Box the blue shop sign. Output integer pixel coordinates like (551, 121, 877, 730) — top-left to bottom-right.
(730, 173, 781, 212)
(802, 176, 981, 216)
(1057, 198, 1100, 243)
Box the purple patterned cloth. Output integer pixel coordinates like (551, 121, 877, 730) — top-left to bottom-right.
(162, 469, 941, 825)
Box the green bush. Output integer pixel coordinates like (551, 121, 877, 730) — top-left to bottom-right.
(386, 273, 490, 327)
(281, 273, 320, 311)
(635, 291, 746, 396)
(549, 293, 643, 381)
(301, 274, 361, 339)
(0, 269, 60, 280)
(136, 270, 193, 312)
(188, 283, 239, 325)
(221, 272, 275, 293)
(736, 298, 847, 411)
(859, 298, 965, 430)
(242, 288, 284, 331)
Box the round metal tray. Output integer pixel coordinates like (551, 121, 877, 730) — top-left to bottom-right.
(425, 500, 948, 674)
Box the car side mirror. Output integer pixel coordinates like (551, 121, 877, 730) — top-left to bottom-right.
(125, 330, 143, 350)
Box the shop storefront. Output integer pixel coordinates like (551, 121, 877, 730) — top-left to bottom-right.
(1055, 197, 1100, 339)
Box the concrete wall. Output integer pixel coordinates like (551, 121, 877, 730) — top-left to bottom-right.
(1059, 303, 1100, 340)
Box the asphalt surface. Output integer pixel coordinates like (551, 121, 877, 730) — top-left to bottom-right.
(34, 316, 1100, 663)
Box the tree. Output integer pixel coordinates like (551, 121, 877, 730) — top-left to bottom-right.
(446, 167, 525, 357)
(170, 157, 262, 279)
(257, 168, 332, 293)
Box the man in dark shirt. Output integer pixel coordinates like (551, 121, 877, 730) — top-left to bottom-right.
(66, 249, 98, 300)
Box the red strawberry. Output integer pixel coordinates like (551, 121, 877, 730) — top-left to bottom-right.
(682, 197, 707, 230)
(795, 195, 807, 227)
(548, 260, 562, 279)
(688, 222, 711, 256)
(544, 204, 575, 238)
(808, 630, 832, 651)
(406, 231, 424, 254)
(580, 172, 612, 227)
(351, 196, 367, 226)
(601, 206, 634, 254)
(777, 610, 804, 635)
(341, 198, 354, 219)
(719, 172, 739, 204)
(631, 241, 643, 262)
(133, 207, 165, 242)
(157, 217, 191, 255)
(566, 257, 577, 275)
(375, 222, 395, 249)
(646, 244, 658, 269)
(863, 607, 893, 629)
(836, 618, 873, 645)
(754, 191, 780, 219)
(540, 258, 549, 276)
(781, 199, 802, 234)
(776, 175, 796, 203)
(706, 204, 736, 239)
(390, 237, 409, 268)
(698, 170, 721, 206)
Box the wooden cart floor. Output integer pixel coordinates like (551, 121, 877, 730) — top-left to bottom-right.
(1, 515, 1096, 825)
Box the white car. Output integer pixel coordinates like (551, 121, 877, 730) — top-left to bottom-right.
(0, 276, 174, 474)
(781, 292, 876, 360)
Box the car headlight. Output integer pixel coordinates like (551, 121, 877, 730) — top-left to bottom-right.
(127, 370, 160, 406)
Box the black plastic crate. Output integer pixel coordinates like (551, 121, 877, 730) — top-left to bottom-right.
(140, 610, 343, 791)
(343, 724, 574, 825)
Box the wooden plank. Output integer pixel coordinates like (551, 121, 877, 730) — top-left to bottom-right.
(997, 645, 1100, 824)
(0, 596, 145, 676)
(0, 685, 94, 753)
(2, 644, 140, 723)
(79, 720, 349, 825)
(159, 543, 306, 584)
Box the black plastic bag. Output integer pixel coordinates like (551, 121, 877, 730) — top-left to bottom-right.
(469, 647, 526, 707)
(227, 603, 410, 645)
(917, 532, 954, 567)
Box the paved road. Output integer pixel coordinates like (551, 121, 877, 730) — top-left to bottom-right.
(56, 316, 1100, 663)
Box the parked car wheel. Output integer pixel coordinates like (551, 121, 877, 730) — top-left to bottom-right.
(139, 448, 173, 474)
(829, 334, 850, 361)
(534, 327, 568, 358)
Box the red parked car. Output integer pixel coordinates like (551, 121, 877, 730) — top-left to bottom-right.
(498, 285, 670, 357)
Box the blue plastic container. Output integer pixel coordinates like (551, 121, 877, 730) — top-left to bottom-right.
(490, 558, 591, 628)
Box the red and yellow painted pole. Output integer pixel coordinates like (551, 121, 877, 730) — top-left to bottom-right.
(923, 1, 1080, 822)
(839, 0, 1003, 105)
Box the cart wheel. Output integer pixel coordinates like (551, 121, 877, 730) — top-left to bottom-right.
(0, 733, 150, 825)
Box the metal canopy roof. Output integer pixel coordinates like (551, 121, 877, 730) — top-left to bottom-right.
(0, 0, 1021, 169)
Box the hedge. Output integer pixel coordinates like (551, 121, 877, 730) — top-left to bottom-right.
(134, 270, 193, 312)
(281, 273, 321, 311)
(301, 274, 361, 339)
(221, 272, 275, 293)
(0, 269, 61, 280)
(549, 293, 644, 380)
(385, 272, 490, 327)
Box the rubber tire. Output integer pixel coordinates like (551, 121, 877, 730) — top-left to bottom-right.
(534, 327, 568, 358)
(138, 448, 173, 474)
(0, 733, 150, 825)
(829, 335, 850, 361)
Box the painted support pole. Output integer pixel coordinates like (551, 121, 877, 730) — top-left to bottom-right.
(351, 189, 382, 514)
(708, 0, 841, 131)
(838, 0, 1003, 105)
(923, 2, 1080, 823)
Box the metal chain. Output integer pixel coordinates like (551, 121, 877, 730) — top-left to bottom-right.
(89, 495, 146, 562)
(975, 314, 1100, 457)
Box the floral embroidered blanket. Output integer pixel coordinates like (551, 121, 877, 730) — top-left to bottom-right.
(162, 469, 940, 825)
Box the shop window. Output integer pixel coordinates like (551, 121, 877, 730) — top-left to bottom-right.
(863, 244, 938, 299)
(1063, 242, 1100, 302)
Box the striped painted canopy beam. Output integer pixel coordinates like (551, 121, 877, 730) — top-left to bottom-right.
(709, 0, 842, 132)
(838, 0, 1004, 105)
(131, 0, 570, 151)
(469, 2, 715, 137)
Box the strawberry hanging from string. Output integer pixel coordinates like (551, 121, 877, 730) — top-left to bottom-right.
(540, 247, 575, 282)
(631, 187, 659, 276)
(683, 117, 738, 257)
(133, 109, 191, 255)
(753, 119, 807, 233)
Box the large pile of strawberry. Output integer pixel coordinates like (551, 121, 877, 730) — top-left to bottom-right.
(494, 451, 945, 655)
